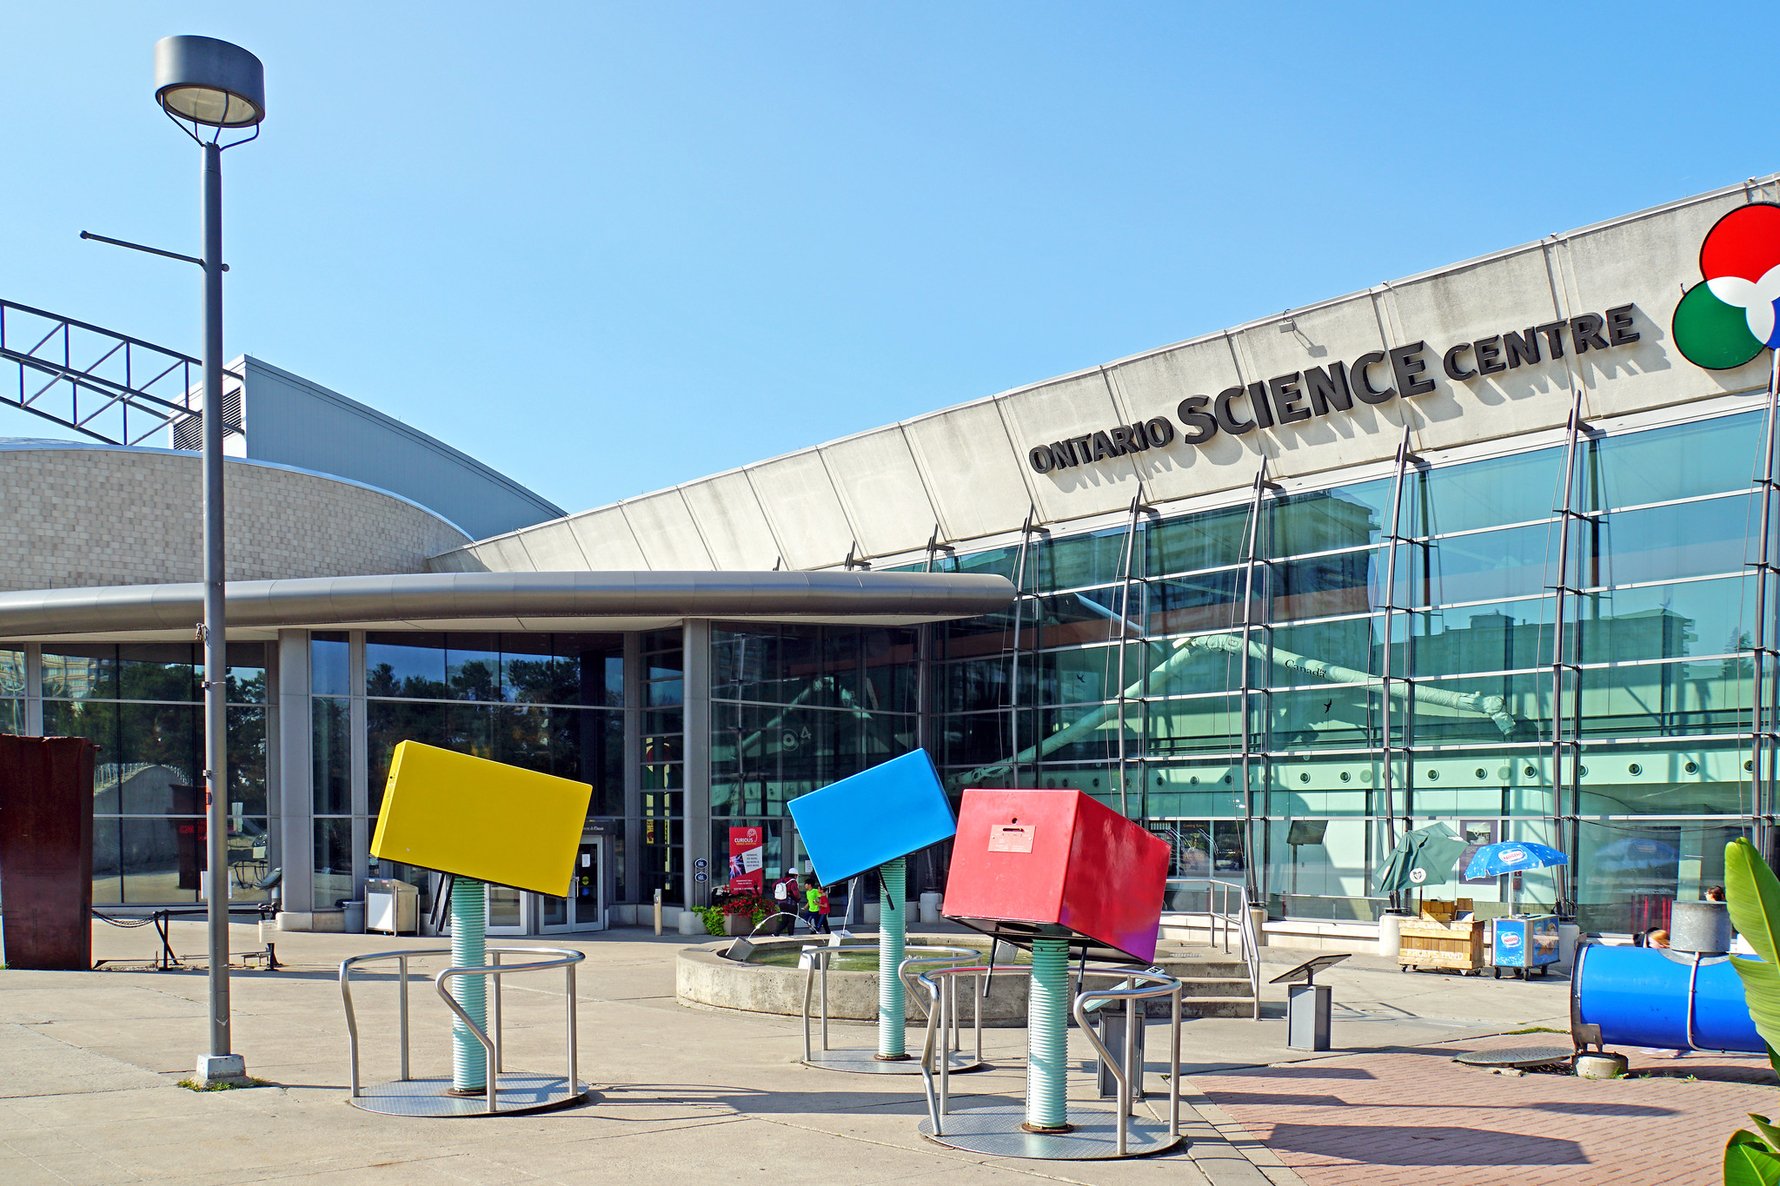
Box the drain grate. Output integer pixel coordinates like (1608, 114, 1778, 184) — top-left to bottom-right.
(1454, 1044, 1574, 1070)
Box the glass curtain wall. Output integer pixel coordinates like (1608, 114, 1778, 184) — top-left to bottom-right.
(26, 642, 271, 906)
(312, 631, 623, 915)
(640, 630, 684, 904)
(927, 406, 1767, 932)
(709, 623, 921, 902)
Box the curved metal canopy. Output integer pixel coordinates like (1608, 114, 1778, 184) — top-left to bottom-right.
(0, 570, 1016, 638)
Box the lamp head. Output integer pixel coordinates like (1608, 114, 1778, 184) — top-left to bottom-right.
(154, 35, 264, 128)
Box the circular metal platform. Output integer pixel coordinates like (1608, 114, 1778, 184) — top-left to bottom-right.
(1454, 1044, 1575, 1070)
(803, 1048, 983, 1075)
(348, 1074, 593, 1117)
(918, 1103, 1184, 1160)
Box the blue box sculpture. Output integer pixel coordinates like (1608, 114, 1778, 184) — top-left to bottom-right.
(788, 749, 954, 885)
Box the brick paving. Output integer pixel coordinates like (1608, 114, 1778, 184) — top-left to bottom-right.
(1195, 1039, 1778, 1186)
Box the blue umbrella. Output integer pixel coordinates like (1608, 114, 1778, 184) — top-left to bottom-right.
(1464, 840, 1568, 879)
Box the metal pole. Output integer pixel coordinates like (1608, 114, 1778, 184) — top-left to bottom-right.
(200, 138, 233, 1064)
(1754, 352, 1780, 864)
(878, 858, 908, 1059)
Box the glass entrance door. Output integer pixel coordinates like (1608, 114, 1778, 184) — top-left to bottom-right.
(538, 835, 607, 933)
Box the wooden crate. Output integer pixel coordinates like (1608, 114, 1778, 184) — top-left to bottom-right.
(1398, 918, 1485, 973)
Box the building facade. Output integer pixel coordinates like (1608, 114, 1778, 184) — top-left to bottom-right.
(4, 176, 1779, 938)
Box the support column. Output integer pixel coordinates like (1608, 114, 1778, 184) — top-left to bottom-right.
(1025, 936, 1071, 1132)
(877, 857, 908, 1059)
(682, 620, 713, 909)
(450, 877, 488, 1093)
(275, 631, 314, 912)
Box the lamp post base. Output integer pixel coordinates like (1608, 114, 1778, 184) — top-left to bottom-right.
(193, 1053, 247, 1087)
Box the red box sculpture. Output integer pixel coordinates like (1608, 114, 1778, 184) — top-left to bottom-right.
(944, 788, 1169, 962)
(0, 735, 97, 970)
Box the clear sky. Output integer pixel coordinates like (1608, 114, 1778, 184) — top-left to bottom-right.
(3, 4, 1775, 518)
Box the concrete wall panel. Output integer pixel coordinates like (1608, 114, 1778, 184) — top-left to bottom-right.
(1561, 190, 1772, 420)
(901, 401, 1033, 543)
(1103, 335, 1261, 505)
(746, 451, 858, 570)
(679, 473, 783, 569)
(563, 508, 649, 570)
(818, 429, 939, 559)
(621, 493, 716, 570)
(512, 525, 589, 571)
(995, 372, 1140, 523)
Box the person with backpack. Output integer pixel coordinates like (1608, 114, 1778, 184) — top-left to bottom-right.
(804, 873, 830, 934)
(771, 867, 800, 934)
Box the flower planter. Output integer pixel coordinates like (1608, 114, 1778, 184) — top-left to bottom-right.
(722, 913, 753, 936)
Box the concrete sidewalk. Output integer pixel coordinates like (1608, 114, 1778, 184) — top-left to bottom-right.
(0, 920, 1766, 1185)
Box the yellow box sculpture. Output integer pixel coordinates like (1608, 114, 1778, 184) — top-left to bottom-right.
(370, 741, 592, 897)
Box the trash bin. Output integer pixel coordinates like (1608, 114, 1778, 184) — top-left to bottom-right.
(1092, 1007, 1147, 1100)
(338, 899, 365, 934)
(918, 891, 943, 924)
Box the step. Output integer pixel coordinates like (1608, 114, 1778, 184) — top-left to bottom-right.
(1172, 975, 1256, 998)
(1181, 994, 1261, 1019)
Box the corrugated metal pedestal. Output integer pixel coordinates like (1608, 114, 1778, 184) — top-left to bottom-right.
(349, 1074, 591, 1117)
(917, 1103, 1182, 1160)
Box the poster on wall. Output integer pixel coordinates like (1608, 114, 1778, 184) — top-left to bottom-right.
(1459, 820, 1499, 886)
(728, 825, 765, 893)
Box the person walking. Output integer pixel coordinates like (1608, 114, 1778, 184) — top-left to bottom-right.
(771, 867, 801, 934)
(804, 873, 830, 934)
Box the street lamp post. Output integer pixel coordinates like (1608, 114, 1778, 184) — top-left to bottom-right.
(153, 33, 265, 1088)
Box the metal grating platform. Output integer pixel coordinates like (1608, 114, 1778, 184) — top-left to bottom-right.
(1454, 1044, 1575, 1070)
(348, 1074, 592, 1117)
(804, 1048, 983, 1075)
(918, 1103, 1184, 1160)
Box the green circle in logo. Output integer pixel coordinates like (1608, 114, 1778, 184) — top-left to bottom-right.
(1673, 281, 1765, 370)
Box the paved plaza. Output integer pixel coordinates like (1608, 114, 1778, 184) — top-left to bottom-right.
(0, 921, 1771, 1185)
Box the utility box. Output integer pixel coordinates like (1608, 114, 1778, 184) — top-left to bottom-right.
(787, 749, 955, 885)
(365, 878, 419, 935)
(943, 788, 1170, 961)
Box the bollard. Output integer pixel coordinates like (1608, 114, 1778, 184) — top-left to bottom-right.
(653, 888, 663, 936)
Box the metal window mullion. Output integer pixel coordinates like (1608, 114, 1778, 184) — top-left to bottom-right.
(1752, 352, 1780, 862)
(1550, 392, 1586, 915)
(1237, 465, 1272, 903)
(1114, 496, 1146, 816)
(1008, 506, 1038, 787)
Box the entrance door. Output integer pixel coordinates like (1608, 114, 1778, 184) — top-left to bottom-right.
(486, 883, 525, 935)
(538, 835, 607, 933)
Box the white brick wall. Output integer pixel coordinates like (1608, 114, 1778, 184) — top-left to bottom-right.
(0, 445, 469, 591)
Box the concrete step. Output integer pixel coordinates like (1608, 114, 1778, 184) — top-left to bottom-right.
(1181, 994, 1261, 1018)
(1173, 975, 1256, 998)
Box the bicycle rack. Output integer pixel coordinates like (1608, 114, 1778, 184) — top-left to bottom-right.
(800, 942, 985, 1074)
(914, 962, 1185, 1160)
(340, 945, 590, 1117)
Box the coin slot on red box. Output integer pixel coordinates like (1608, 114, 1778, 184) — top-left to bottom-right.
(988, 823, 1035, 853)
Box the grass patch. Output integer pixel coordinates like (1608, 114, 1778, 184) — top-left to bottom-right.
(176, 1076, 271, 1092)
(1504, 1025, 1565, 1035)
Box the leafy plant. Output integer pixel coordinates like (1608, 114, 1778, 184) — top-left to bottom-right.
(1721, 838, 1780, 1183)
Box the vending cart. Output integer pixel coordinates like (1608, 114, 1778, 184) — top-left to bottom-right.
(1487, 914, 1560, 979)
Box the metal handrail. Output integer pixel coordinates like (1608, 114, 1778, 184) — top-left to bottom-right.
(1166, 876, 1261, 1019)
(913, 962, 1184, 1156)
(800, 942, 980, 1061)
(339, 945, 585, 1115)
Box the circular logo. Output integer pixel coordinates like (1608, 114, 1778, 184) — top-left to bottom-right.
(1674, 202, 1780, 370)
(1409, 867, 1428, 884)
(1499, 930, 1522, 949)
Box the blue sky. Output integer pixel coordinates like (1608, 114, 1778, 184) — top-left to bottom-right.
(3, 4, 1775, 517)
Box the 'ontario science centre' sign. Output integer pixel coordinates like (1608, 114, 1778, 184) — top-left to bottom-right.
(1024, 304, 1641, 475)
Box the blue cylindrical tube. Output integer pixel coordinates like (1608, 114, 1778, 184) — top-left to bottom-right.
(450, 877, 488, 1092)
(878, 857, 907, 1058)
(1574, 944, 1762, 1052)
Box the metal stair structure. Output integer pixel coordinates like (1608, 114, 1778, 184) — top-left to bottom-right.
(0, 299, 242, 447)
